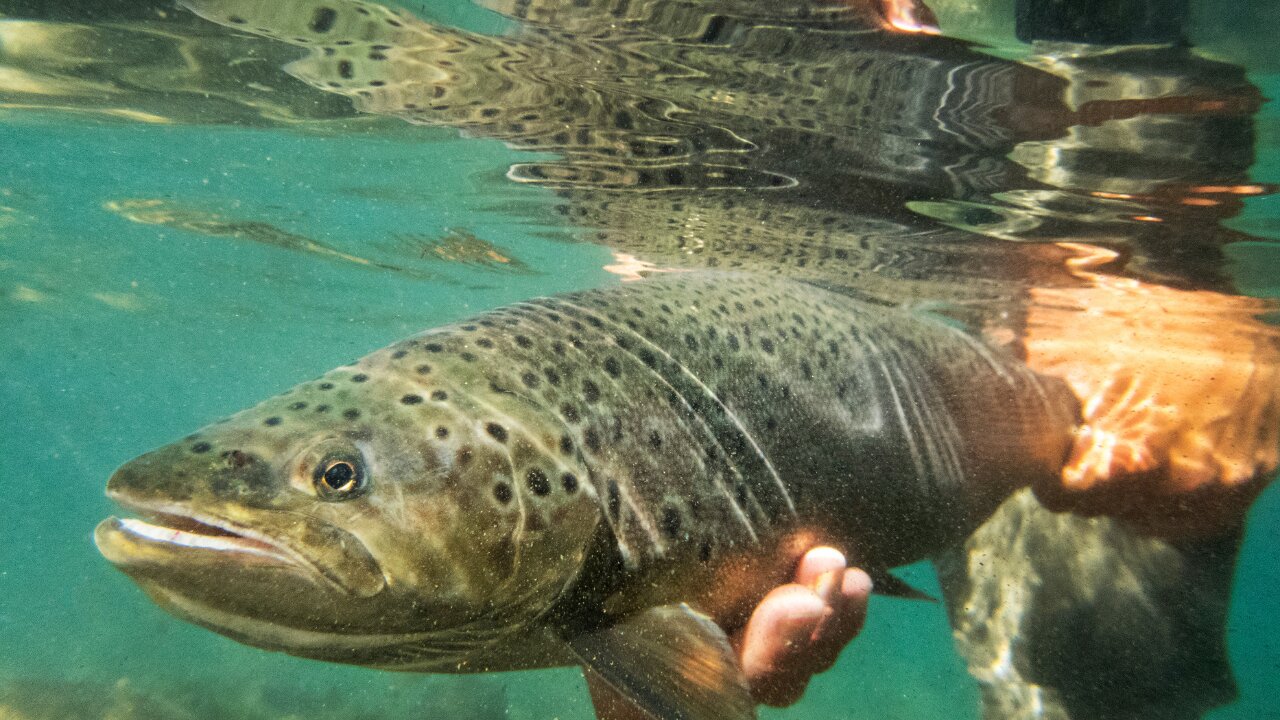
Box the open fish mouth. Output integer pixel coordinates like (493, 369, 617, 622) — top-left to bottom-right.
(95, 493, 386, 599)
(100, 510, 295, 565)
(95, 497, 314, 579)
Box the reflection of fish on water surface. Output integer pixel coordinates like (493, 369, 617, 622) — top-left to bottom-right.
(396, 228, 534, 273)
(96, 270, 1080, 720)
(103, 198, 531, 281)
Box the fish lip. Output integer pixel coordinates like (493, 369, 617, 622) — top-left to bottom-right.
(98, 494, 351, 595)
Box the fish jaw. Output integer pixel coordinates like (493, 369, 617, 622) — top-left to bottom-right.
(94, 448, 397, 646)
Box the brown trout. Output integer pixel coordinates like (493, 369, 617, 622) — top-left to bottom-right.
(96, 272, 1077, 720)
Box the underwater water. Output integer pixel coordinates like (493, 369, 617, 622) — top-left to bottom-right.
(1, 0, 1278, 719)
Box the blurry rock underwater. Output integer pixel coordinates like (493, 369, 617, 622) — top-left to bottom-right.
(1, 0, 1275, 718)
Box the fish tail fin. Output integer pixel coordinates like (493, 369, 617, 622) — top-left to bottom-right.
(935, 488, 1239, 719)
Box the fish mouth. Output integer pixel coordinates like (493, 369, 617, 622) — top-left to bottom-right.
(95, 495, 377, 597)
(97, 505, 298, 568)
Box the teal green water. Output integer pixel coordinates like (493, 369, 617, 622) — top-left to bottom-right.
(2, 6, 1280, 720)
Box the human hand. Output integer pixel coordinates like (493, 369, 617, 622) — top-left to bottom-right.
(734, 547, 872, 707)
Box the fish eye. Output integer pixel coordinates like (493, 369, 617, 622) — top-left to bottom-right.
(313, 457, 367, 500)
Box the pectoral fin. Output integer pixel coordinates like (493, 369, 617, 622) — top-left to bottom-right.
(563, 604, 756, 720)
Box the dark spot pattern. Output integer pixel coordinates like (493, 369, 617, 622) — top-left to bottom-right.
(401, 394, 423, 405)
(603, 357, 621, 377)
(493, 482, 513, 505)
(486, 423, 508, 442)
(526, 468, 551, 496)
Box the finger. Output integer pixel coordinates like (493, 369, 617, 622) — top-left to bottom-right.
(738, 583, 829, 707)
(806, 567, 872, 672)
(795, 546, 848, 586)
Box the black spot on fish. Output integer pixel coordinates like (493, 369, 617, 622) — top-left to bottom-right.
(392, 350, 408, 359)
(521, 371, 540, 389)
(460, 352, 477, 362)
(526, 468, 551, 496)
(401, 394, 423, 405)
(319, 382, 335, 390)
(416, 364, 432, 375)
(515, 335, 532, 348)
(638, 349, 657, 368)
(343, 409, 361, 420)
(648, 431, 662, 449)
(338, 60, 354, 79)
(424, 343, 444, 353)
(699, 541, 713, 563)
(552, 341, 566, 356)
(486, 423, 508, 442)
(493, 482, 513, 505)
(264, 417, 282, 427)
(457, 447, 473, 466)
(559, 435, 574, 455)
(545, 368, 561, 386)
(582, 379, 600, 403)
(431, 390, 448, 401)
(561, 403, 580, 423)
(584, 428, 601, 454)
(289, 401, 308, 411)
(603, 357, 622, 378)
(351, 374, 369, 383)
(435, 426, 449, 439)
(316, 404, 330, 413)
(191, 442, 212, 454)
(760, 338, 775, 354)
(727, 334, 740, 350)
(561, 473, 578, 493)
(477, 338, 494, 349)
(684, 334, 698, 350)
(659, 507, 682, 539)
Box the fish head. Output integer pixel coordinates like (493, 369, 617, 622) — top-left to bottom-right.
(96, 335, 604, 666)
